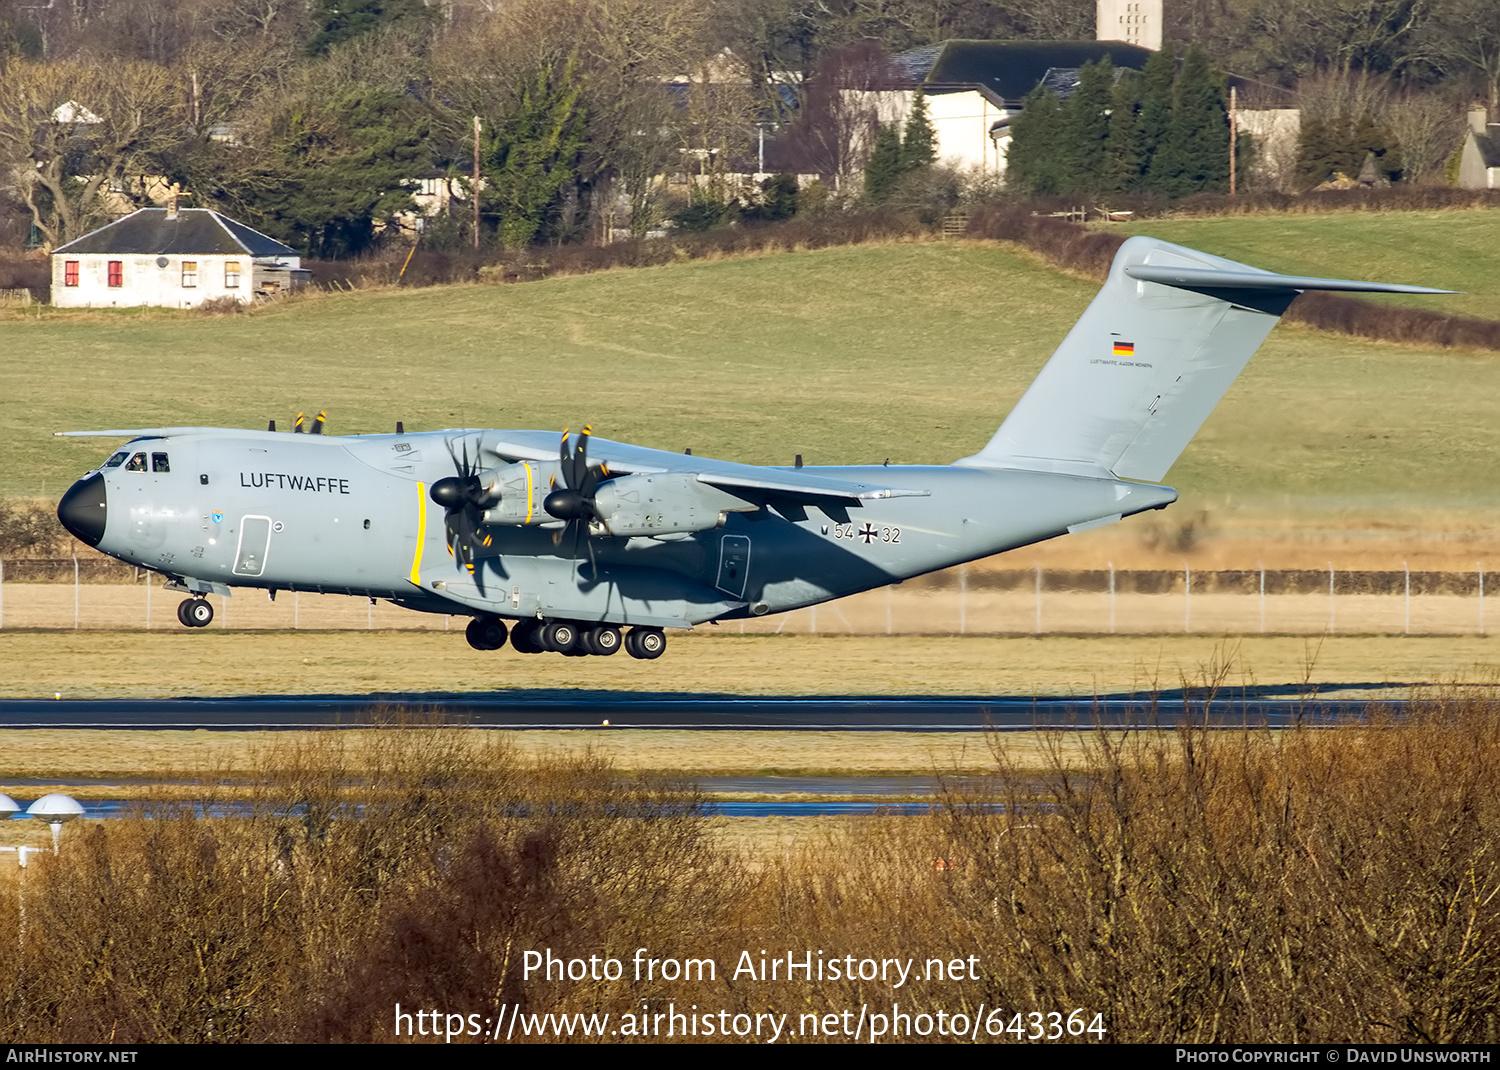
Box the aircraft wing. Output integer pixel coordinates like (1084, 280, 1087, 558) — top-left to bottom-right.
(485, 431, 927, 503)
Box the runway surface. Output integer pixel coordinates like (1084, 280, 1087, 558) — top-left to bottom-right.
(0, 684, 1413, 730)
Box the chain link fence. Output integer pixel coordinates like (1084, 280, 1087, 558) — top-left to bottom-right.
(0, 559, 1492, 636)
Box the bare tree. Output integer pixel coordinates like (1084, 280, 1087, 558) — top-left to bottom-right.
(783, 41, 893, 190)
(1236, 0, 1433, 81)
(0, 59, 186, 246)
(1381, 90, 1466, 179)
(1417, 0, 1500, 114)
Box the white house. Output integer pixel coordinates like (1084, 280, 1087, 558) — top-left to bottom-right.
(867, 40, 1154, 179)
(50, 205, 308, 308)
(1460, 107, 1500, 190)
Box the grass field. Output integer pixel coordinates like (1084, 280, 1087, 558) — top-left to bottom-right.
(2, 629, 1494, 699)
(1116, 209, 1500, 319)
(8, 239, 1500, 536)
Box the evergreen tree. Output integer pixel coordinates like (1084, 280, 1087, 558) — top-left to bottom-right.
(1297, 112, 1403, 187)
(305, 0, 432, 56)
(1103, 70, 1144, 193)
(899, 90, 936, 173)
(483, 58, 587, 249)
(214, 83, 429, 258)
(1005, 84, 1065, 195)
(863, 123, 903, 202)
(1061, 58, 1114, 194)
(1137, 42, 1176, 193)
(1158, 46, 1230, 196)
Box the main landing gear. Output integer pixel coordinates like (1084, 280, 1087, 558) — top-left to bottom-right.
(472, 617, 666, 659)
(176, 597, 214, 628)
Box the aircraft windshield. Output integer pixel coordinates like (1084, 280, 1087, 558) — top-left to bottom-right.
(124, 452, 147, 472)
(152, 452, 170, 473)
(103, 451, 128, 468)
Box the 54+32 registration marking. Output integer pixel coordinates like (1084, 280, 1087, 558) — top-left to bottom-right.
(824, 523, 901, 544)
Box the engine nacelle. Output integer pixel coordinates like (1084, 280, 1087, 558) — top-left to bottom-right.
(593, 473, 754, 537)
(480, 460, 562, 526)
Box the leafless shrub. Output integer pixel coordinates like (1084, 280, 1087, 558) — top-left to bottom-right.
(193, 295, 244, 316)
(0, 498, 69, 557)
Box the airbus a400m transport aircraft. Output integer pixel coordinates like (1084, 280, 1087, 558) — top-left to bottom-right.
(56, 237, 1447, 660)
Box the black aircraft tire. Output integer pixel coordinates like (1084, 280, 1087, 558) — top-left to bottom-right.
(176, 599, 195, 627)
(542, 620, 578, 653)
(466, 617, 509, 651)
(590, 625, 622, 657)
(627, 627, 665, 660)
(186, 599, 214, 628)
(509, 621, 545, 655)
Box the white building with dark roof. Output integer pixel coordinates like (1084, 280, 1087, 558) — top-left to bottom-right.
(1460, 107, 1500, 190)
(50, 205, 308, 308)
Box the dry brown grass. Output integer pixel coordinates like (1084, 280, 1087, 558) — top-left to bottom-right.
(0, 727, 1031, 780)
(0, 696, 1497, 1043)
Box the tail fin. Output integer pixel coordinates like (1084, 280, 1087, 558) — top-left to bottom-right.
(956, 236, 1450, 483)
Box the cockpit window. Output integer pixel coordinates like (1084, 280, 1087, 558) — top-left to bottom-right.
(151, 452, 170, 473)
(103, 451, 129, 468)
(125, 452, 147, 472)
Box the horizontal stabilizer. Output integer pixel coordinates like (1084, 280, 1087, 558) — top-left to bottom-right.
(1125, 264, 1454, 296)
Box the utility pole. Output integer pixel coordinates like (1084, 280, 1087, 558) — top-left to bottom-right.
(473, 115, 482, 252)
(1229, 86, 1237, 197)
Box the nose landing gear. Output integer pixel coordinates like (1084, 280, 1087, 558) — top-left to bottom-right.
(176, 597, 214, 628)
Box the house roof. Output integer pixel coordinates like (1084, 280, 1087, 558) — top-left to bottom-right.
(53, 208, 298, 258)
(1473, 129, 1500, 169)
(892, 39, 1154, 103)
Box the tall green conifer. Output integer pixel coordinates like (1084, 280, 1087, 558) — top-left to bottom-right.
(864, 124, 903, 202)
(1137, 42, 1176, 193)
(1062, 58, 1114, 194)
(899, 90, 936, 172)
(1104, 69, 1144, 193)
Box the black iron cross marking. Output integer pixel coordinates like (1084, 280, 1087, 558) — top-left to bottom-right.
(858, 523, 878, 544)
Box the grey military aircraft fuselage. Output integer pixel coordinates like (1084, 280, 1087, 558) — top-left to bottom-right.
(55, 236, 1450, 660)
(60, 427, 1173, 624)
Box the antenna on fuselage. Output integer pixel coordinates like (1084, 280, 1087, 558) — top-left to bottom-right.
(268, 419, 276, 432)
(396, 421, 404, 434)
(311, 411, 327, 435)
(293, 412, 306, 433)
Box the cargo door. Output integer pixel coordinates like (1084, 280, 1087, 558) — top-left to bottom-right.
(233, 514, 273, 576)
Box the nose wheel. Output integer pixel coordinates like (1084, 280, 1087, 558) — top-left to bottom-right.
(176, 597, 214, 628)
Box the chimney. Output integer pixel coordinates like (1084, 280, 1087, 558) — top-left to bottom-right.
(1470, 106, 1488, 137)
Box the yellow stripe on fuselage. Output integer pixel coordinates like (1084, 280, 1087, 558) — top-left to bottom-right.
(524, 463, 534, 523)
(410, 481, 426, 585)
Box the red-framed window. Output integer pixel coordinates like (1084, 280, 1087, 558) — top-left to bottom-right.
(64, 261, 79, 287)
(107, 261, 123, 287)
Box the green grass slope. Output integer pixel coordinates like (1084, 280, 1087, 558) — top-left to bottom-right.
(1116, 209, 1500, 319)
(7, 240, 1500, 516)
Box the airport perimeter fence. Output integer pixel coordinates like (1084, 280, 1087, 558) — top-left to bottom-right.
(0, 557, 1497, 637)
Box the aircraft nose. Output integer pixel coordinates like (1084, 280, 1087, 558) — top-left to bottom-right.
(57, 471, 107, 547)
